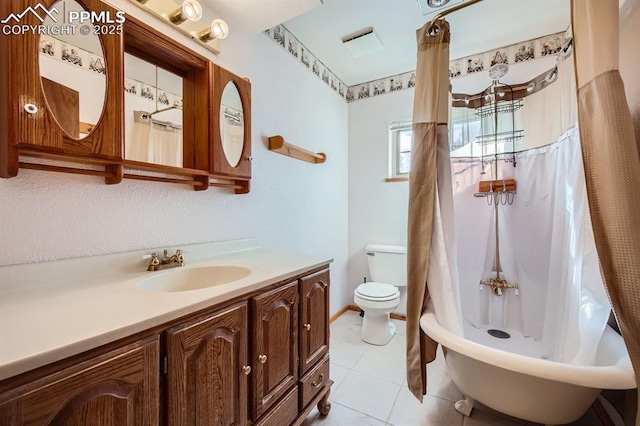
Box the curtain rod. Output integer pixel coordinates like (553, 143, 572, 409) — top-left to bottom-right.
(428, 0, 485, 33)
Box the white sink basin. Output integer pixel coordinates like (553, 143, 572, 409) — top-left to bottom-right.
(135, 265, 252, 293)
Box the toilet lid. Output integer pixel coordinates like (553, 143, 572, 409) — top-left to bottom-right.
(355, 282, 399, 301)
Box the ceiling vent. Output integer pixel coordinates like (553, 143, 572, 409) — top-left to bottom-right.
(415, 0, 466, 16)
(342, 27, 383, 58)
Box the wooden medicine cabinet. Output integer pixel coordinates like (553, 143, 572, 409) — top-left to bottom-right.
(122, 15, 211, 191)
(0, 0, 124, 182)
(0, 0, 252, 193)
(211, 65, 252, 192)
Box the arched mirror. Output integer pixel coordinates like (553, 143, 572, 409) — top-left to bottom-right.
(219, 82, 244, 167)
(38, 0, 107, 140)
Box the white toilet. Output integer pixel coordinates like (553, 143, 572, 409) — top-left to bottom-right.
(354, 244, 407, 345)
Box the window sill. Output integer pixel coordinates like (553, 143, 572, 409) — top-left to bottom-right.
(385, 177, 409, 183)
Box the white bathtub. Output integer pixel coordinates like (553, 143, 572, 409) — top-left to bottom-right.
(420, 306, 636, 425)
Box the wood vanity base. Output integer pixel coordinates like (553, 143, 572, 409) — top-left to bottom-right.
(0, 265, 332, 426)
(292, 381, 334, 426)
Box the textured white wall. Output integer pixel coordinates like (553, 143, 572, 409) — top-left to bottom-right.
(347, 89, 414, 314)
(0, 1, 350, 315)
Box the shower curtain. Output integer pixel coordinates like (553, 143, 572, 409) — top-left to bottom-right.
(453, 129, 610, 365)
(406, 20, 463, 401)
(126, 111, 183, 167)
(572, 0, 640, 418)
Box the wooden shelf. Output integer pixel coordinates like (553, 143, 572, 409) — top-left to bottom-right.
(268, 135, 326, 164)
(385, 177, 409, 183)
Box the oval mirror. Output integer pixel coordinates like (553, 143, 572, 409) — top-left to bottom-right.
(219, 82, 244, 167)
(39, 0, 107, 140)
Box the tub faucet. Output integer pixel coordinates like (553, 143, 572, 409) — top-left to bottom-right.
(479, 278, 519, 296)
(147, 249, 185, 271)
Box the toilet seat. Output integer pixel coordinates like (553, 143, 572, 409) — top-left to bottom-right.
(355, 282, 399, 302)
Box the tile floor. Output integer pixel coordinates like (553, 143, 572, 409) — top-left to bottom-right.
(303, 310, 605, 426)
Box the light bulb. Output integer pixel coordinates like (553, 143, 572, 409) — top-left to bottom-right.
(168, 0, 203, 24)
(199, 19, 229, 42)
(210, 19, 229, 39)
(182, 0, 202, 21)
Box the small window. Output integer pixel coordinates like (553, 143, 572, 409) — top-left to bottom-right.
(388, 106, 521, 177)
(389, 121, 412, 177)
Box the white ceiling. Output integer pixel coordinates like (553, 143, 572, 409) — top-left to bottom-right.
(283, 0, 571, 86)
(201, 0, 323, 34)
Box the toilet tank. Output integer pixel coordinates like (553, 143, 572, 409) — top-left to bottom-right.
(366, 244, 407, 287)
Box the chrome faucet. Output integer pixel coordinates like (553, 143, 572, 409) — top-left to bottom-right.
(147, 249, 185, 271)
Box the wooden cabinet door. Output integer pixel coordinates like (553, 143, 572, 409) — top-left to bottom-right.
(166, 302, 249, 426)
(299, 269, 330, 375)
(210, 65, 252, 180)
(0, 336, 160, 426)
(251, 282, 298, 420)
(0, 0, 124, 179)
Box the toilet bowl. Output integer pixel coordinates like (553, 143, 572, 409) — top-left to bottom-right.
(354, 244, 407, 345)
(354, 282, 400, 345)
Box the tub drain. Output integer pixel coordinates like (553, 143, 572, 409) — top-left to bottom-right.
(487, 329, 510, 339)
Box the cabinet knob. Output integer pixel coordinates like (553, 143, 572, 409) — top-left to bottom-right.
(312, 373, 325, 388)
(304, 323, 311, 331)
(246, 156, 253, 162)
(258, 354, 267, 364)
(24, 104, 39, 114)
(242, 365, 252, 375)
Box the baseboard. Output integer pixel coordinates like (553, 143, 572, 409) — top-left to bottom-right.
(329, 305, 350, 323)
(346, 304, 406, 321)
(390, 312, 407, 321)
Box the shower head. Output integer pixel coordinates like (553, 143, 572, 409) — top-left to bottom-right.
(488, 63, 509, 80)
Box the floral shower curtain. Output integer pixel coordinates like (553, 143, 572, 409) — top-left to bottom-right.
(572, 0, 640, 420)
(406, 19, 463, 401)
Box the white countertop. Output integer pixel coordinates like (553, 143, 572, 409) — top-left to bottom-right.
(0, 239, 332, 382)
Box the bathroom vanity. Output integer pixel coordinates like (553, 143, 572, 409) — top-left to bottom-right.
(0, 240, 332, 425)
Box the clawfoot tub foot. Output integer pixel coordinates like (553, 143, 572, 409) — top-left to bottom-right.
(455, 395, 475, 417)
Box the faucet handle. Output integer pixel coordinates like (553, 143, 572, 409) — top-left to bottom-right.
(142, 252, 159, 261)
(146, 253, 160, 271)
(175, 249, 185, 265)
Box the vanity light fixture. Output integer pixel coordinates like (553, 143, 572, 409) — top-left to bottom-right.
(199, 19, 229, 41)
(168, 0, 203, 25)
(129, 0, 223, 54)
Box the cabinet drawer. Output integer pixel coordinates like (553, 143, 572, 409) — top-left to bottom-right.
(299, 355, 330, 409)
(254, 386, 298, 426)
